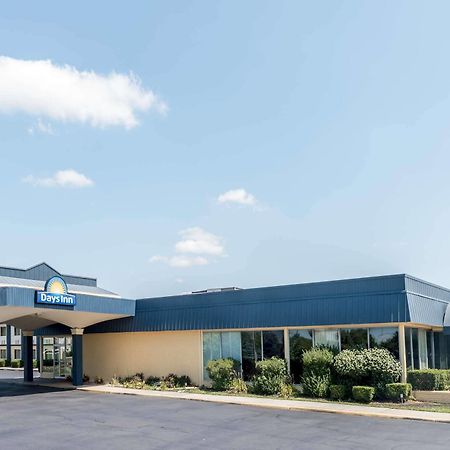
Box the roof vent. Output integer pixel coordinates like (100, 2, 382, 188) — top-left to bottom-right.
(191, 287, 242, 294)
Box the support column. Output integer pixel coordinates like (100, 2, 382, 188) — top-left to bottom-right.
(36, 337, 41, 370)
(398, 324, 407, 383)
(71, 328, 84, 386)
(6, 325, 11, 364)
(22, 331, 34, 383)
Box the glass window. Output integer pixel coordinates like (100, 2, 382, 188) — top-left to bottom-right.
(202, 332, 221, 379)
(14, 327, 21, 336)
(418, 329, 428, 369)
(203, 332, 242, 379)
(262, 330, 284, 359)
(14, 349, 21, 359)
(340, 329, 368, 350)
(427, 331, 434, 369)
(405, 328, 413, 369)
(369, 327, 399, 359)
(314, 329, 339, 350)
(434, 332, 450, 369)
(289, 329, 313, 383)
(411, 328, 420, 370)
(241, 331, 262, 381)
(0, 326, 6, 337)
(0, 349, 6, 359)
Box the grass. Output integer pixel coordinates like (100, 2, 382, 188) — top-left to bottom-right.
(108, 382, 450, 414)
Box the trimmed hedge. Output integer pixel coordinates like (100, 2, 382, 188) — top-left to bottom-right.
(408, 370, 450, 391)
(329, 384, 347, 401)
(352, 386, 375, 403)
(385, 383, 412, 402)
(11, 359, 23, 368)
(0, 359, 5, 367)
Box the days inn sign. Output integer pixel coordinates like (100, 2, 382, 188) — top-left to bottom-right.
(35, 276, 76, 306)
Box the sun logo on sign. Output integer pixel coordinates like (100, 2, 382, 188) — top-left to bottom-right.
(45, 276, 68, 295)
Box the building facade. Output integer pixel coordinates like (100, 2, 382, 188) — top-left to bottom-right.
(1, 263, 450, 386)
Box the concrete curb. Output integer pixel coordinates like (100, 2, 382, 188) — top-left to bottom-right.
(77, 385, 450, 423)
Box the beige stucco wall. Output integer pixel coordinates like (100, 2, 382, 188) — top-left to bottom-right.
(83, 331, 202, 385)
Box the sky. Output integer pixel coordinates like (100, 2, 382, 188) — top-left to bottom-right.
(1, 1, 450, 298)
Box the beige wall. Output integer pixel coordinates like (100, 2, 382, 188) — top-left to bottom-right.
(83, 331, 202, 385)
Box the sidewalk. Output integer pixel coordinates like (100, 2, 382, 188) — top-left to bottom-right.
(78, 384, 450, 423)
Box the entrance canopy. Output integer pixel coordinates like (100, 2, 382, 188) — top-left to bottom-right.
(0, 278, 135, 330)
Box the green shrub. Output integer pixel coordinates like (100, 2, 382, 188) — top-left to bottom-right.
(33, 360, 38, 369)
(207, 358, 240, 391)
(228, 377, 248, 394)
(0, 359, 5, 367)
(352, 386, 375, 403)
(329, 384, 348, 401)
(333, 348, 401, 398)
(302, 374, 330, 398)
(145, 376, 161, 386)
(11, 359, 23, 368)
(301, 348, 333, 397)
(252, 357, 290, 396)
(279, 383, 295, 399)
(408, 370, 450, 391)
(385, 383, 412, 402)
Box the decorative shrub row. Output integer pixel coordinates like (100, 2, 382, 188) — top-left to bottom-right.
(10, 359, 23, 368)
(333, 348, 401, 397)
(385, 383, 412, 401)
(206, 357, 294, 398)
(301, 348, 333, 398)
(408, 370, 450, 391)
(112, 372, 192, 390)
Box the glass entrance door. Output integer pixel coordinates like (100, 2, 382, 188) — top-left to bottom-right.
(40, 336, 73, 379)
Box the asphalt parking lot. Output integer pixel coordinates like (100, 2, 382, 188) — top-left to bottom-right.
(1, 382, 450, 450)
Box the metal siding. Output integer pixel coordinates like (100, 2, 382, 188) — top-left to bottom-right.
(407, 293, 448, 327)
(86, 275, 410, 333)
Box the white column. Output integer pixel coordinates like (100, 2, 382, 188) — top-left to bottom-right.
(398, 324, 407, 383)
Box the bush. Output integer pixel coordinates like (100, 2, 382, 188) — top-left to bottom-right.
(385, 383, 412, 402)
(252, 357, 290, 396)
(301, 348, 333, 397)
(302, 374, 330, 398)
(408, 370, 450, 391)
(207, 359, 240, 391)
(333, 348, 401, 398)
(228, 377, 248, 394)
(145, 376, 161, 386)
(329, 384, 348, 401)
(33, 360, 38, 369)
(162, 373, 192, 388)
(95, 376, 104, 384)
(11, 359, 23, 368)
(352, 386, 375, 403)
(0, 359, 5, 367)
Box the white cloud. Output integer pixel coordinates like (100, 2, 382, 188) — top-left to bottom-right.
(150, 255, 208, 268)
(28, 118, 55, 135)
(0, 56, 167, 129)
(217, 188, 256, 206)
(150, 227, 225, 268)
(22, 169, 94, 188)
(175, 227, 225, 256)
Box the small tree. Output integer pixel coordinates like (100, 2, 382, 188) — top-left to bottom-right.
(206, 359, 240, 391)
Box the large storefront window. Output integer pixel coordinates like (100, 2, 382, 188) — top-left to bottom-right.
(40, 337, 72, 379)
(369, 327, 399, 359)
(314, 329, 339, 350)
(202, 332, 242, 379)
(289, 329, 313, 383)
(203, 330, 285, 381)
(340, 329, 368, 350)
(241, 331, 262, 380)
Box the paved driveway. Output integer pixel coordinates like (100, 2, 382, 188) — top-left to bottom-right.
(0, 382, 449, 450)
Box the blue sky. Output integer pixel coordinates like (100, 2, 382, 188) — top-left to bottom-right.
(1, 1, 450, 297)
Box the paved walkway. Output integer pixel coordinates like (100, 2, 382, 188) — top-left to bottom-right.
(78, 384, 450, 423)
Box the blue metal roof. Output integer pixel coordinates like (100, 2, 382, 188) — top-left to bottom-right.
(86, 273, 450, 334)
(0, 262, 97, 287)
